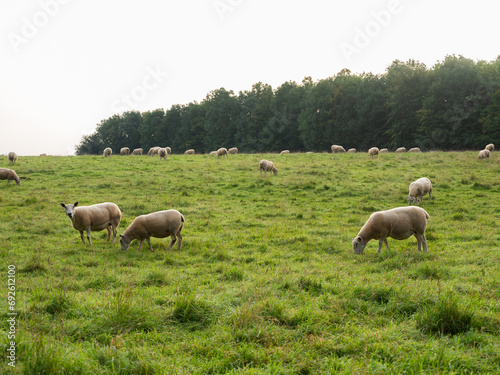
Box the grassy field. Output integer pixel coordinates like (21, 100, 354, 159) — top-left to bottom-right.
(1, 151, 500, 374)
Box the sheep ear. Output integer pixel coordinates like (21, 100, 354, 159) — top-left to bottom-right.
(120, 234, 124, 238)
(60, 203, 65, 208)
(74, 202, 79, 207)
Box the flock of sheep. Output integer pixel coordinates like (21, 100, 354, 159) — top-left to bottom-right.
(1, 142, 496, 254)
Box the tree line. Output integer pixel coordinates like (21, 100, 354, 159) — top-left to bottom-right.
(76, 55, 500, 155)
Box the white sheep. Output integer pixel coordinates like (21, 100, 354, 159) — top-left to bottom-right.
(228, 147, 238, 154)
(132, 148, 143, 155)
(368, 147, 379, 157)
(395, 147, 406, 153)
(8, 152, 18, 163)
(280, 150, 290, 154)
(259, 160, 278, 176)
(158, 148, 168, 160)
(379, 148, 389, 153)
(407, 177, 432, 205)
(347, 148, 356, 153)
(103, 148, 112, 157)
(352, 206, 429, 254)
(120, 209, 185, 252)
(166, 147, 172, 155)
(148, 147, 160, 156)
(0, 168, 21, 185)
(331, 145, 346, 153)
(408, 147, 421, 153)
(485, 143, 495, 152)
(60, 202, 122, 246)
(184, 149, 195, 154)
(478, 149, 490, 159)
(209, 151, 217, 155)
(120, 147, 130, 155)
(217, 147, 228, 158)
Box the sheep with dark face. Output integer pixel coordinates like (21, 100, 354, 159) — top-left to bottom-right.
(120, 209, 184, 252)
(158, 148, 168, 160)
(0, 168, 21, 185)
(352, 206, 429, 254)
(60, 202, 122, 246)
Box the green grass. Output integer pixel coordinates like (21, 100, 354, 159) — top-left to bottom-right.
(1, 151, 499, 373)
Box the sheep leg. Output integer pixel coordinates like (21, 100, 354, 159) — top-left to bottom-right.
(79, 230, 86, 244)
(177, 232, 182, 250)
(166, 235, 176, 251)
(111, 225, 117, 244)
(377, 238, 389, 253)
(105, 226, 111, 243)
(86, 227, 92, 246)
(146, 237, 154, 252)
(415, 233, 428, 252)
(429, 190, 432, 201)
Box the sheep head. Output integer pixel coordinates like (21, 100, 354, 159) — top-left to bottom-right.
(352, 236, 367, 254)
(61, 202, 79, 219)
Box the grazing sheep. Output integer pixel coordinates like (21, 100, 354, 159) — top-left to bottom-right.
(165, 147, 172, 155)
(347, 148, 356, 153)
(407, 177, 432, 205)
(217, 147, 228, 158)
(148, 147, 160, 156)
(259, 160, 278, 176)
(408, 147, 421, 153)
(120, 209, 184, 252)
(368, 147, 379, 157)
(210, 151, 217, 155)
(8, 152, 18, 163)
(158, 148, 168, 160)
(395, 147, 406, 153)
(478, 149, 490, 160)
(132, 148, 143, 155)
(485, 143, 495, 152)
(0, 168, 21, 186)
(40, 153, 47, 156)
(60, 202, 122, 246)
(280, 150, 290, 154)
(379, 148, 389, 153)
(228, 147, 238, 154)
(120, 147, 130, 156)
(331, 145, 346, 153)
(103, 148, 112, 157)
(184, 149, 195, 154)
(352, 206, 429, 254)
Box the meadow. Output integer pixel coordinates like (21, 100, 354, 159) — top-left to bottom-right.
(0, 151, 499, 374)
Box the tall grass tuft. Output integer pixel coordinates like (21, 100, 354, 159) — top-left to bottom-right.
(416, 293, 473, 335)
(172, 294, 215, 327)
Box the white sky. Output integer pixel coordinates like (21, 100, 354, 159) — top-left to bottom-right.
(0, 0, 498, 155)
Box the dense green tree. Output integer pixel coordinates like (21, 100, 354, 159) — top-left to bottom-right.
(141, 109, 166, 150)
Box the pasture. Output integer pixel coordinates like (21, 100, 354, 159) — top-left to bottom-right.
(1, 151, 499, 374)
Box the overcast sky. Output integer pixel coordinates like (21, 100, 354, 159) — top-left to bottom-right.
(1, 0, 498, 155)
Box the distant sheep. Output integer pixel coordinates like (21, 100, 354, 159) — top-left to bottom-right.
(184, 149, 195, 155)
(408, 147, 421, 153)
(347, 148, 356, 153)
(103, 148, 112, 157)
(352, 206, 429, 254)
(331, 145, 346, 153)
(395, 147, 406, 153)
(228, 147, 238, 154)
(478, 149, 490, 160)
(132, 148, 143, 155)
(280, 150, 290, 154)
(166, 147, 172, 155)
(60, 202, 122, 246)
(148, 147, 160, 156)
(120, 147, 130, 156)
(485, 143, 495, 152)
(0, 168, 21, 186)
(209, 151, 217, 155)
(217, 147, 228, 158)
(158, 148, 168, 160)
(259, 160, 278, 176)
(407, 177, 432, 205)
(379, 148, 389, 153)
(8, 152, 17, 163)
(120, 209, 185, 252)
(368, 147, 379, 157)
